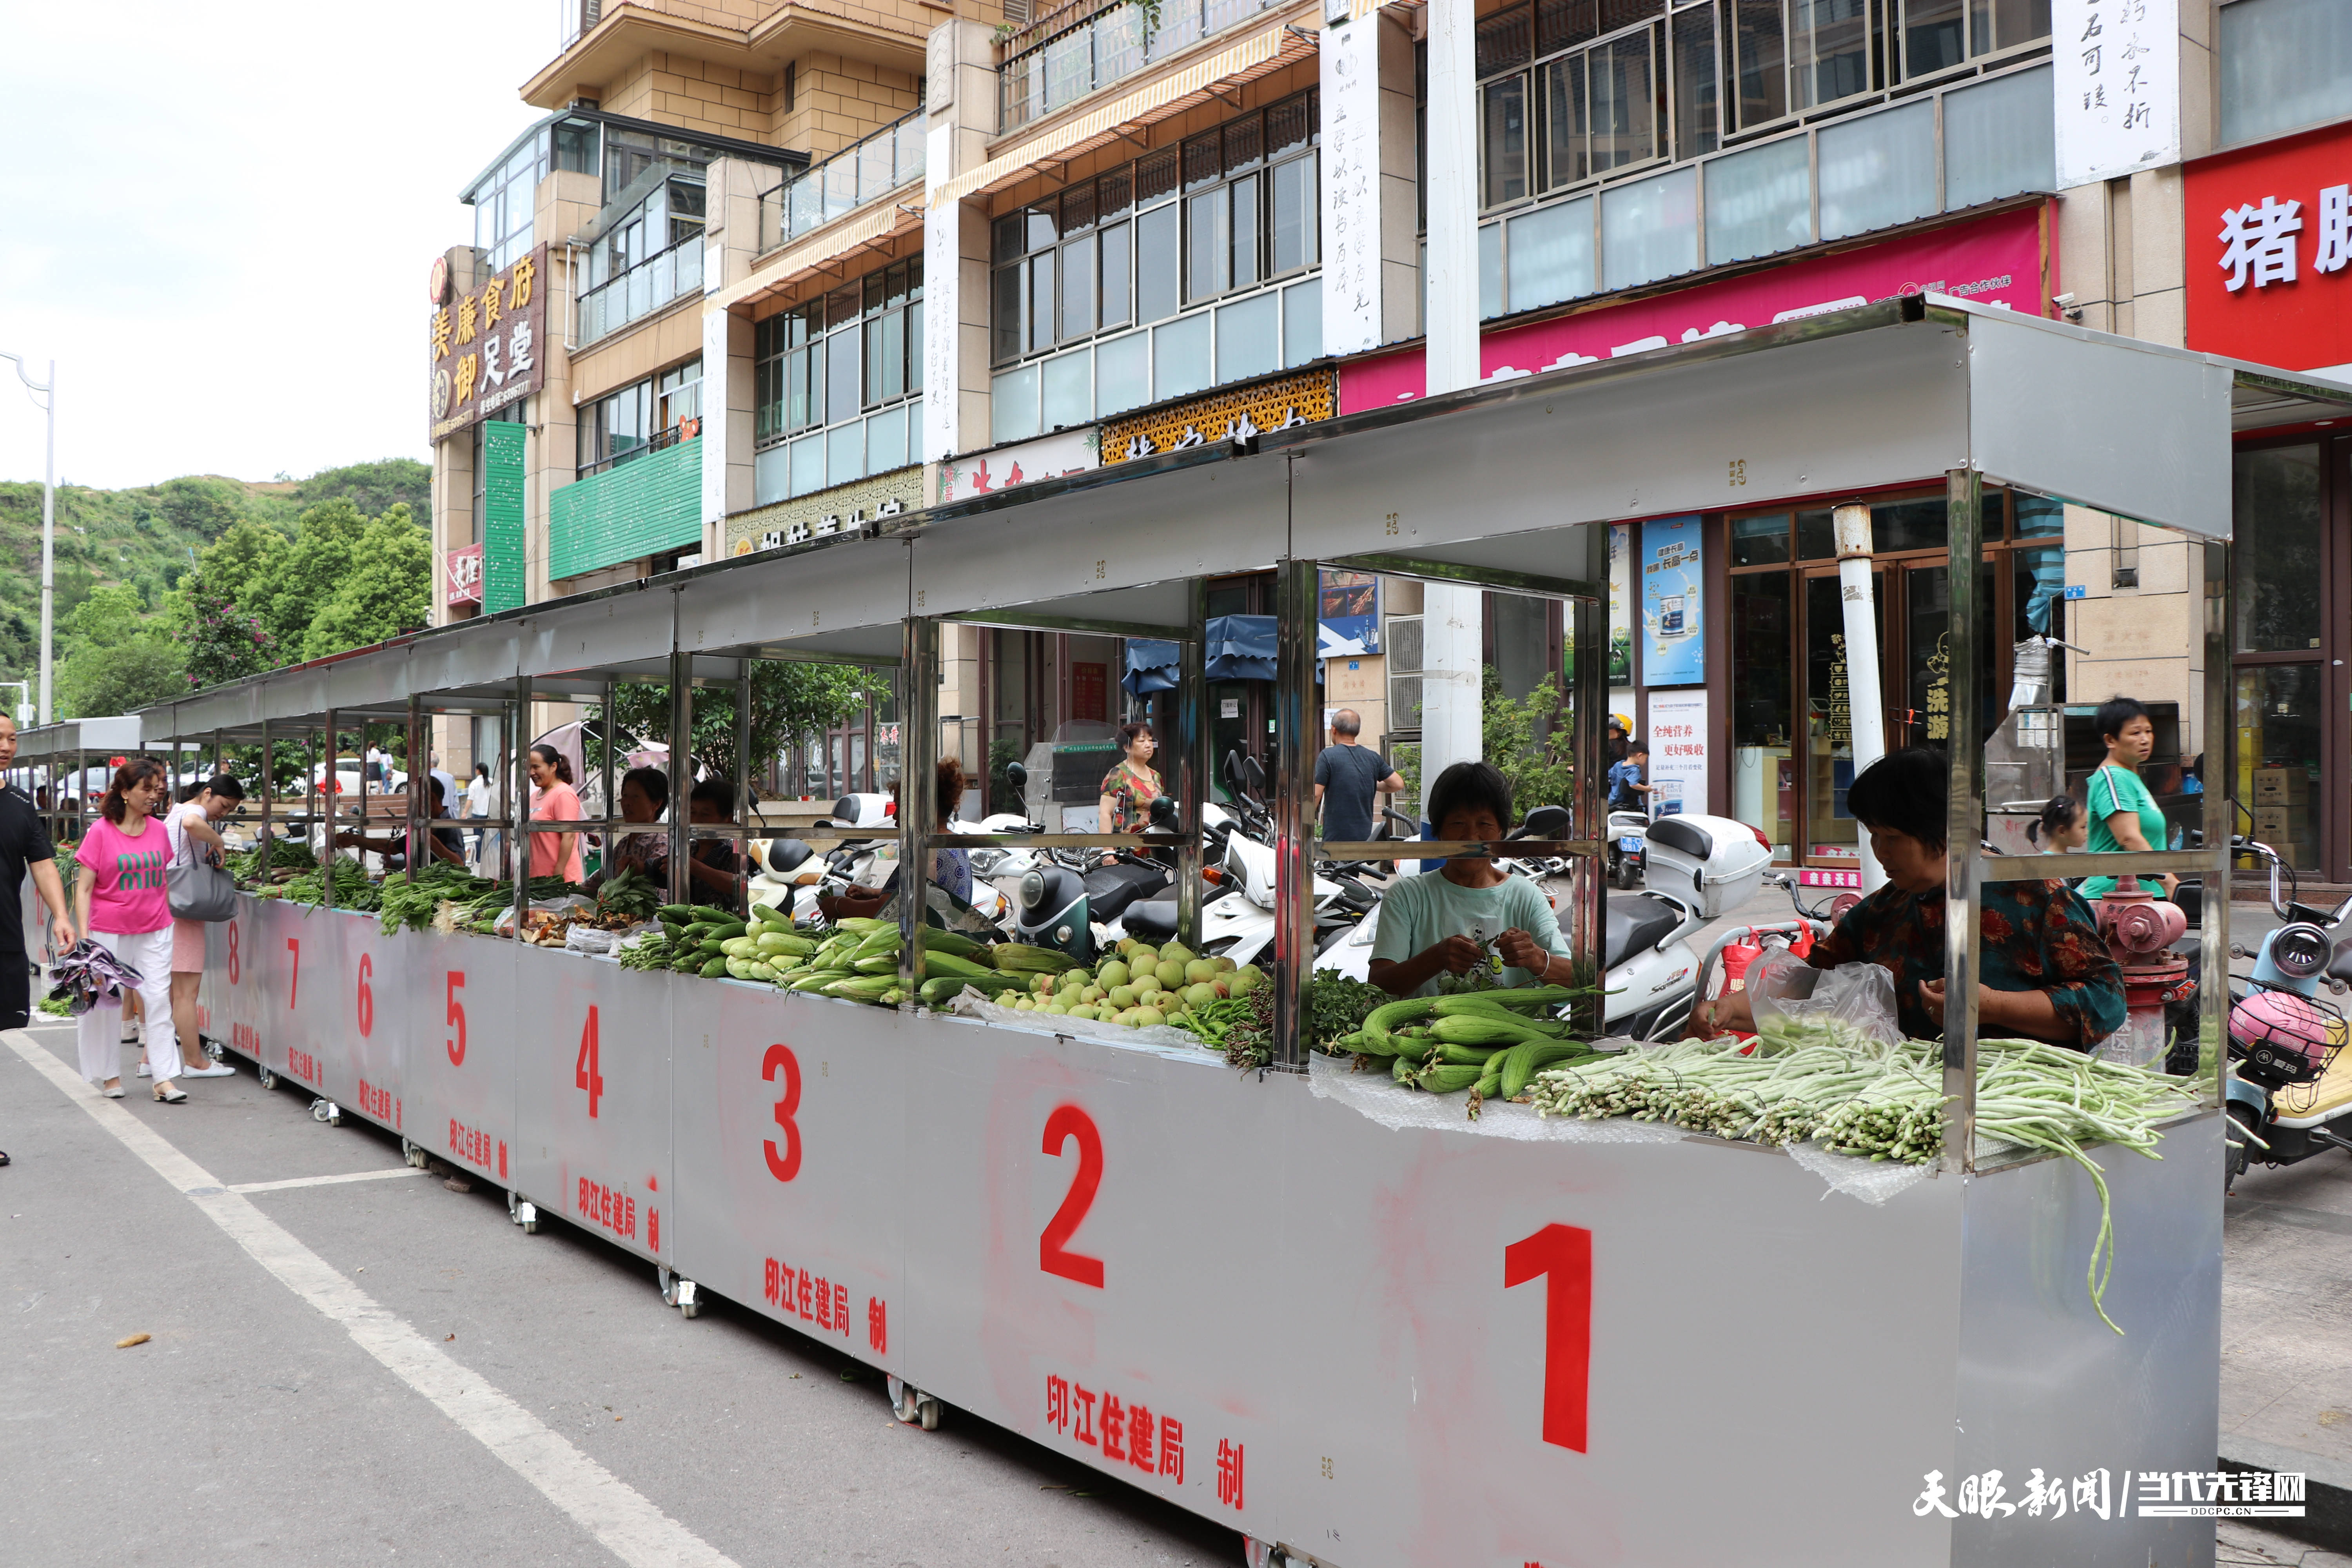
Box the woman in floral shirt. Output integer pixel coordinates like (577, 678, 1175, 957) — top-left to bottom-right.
(1693, 749, 2125, 1048)
(1097, 722, 1163, 837)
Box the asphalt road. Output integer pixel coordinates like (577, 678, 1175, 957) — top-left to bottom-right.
(0, 1018, 1241, 1568)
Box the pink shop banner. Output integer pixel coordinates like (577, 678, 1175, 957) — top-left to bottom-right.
(1337, 205, 2053, 413)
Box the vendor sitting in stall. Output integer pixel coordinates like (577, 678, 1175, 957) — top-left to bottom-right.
(585, 765, 671, 894)
(1690, 748, 2126, 1048)
(680, 778, 749, 912)
(333, 776, 467, 870)
(1368, 760, 1574, 997)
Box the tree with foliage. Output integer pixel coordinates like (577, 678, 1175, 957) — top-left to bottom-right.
(595, 664, 878, 789)
(181, 585, 278, 690)
(299, 506, 432, 660)
(58, 584, 186, 718)
(1482, 670, 1575, 817)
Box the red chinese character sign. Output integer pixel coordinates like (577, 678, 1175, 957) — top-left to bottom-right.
(444, 543, 484, 607)
(2185, 122, 2352, 373)
(428, 245, 549, 442)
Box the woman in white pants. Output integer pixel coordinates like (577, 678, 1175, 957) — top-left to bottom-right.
(72, 758, 186, 1102)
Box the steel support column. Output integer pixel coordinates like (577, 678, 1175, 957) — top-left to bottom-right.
(1940, 468, 1985, 1168)
(1176, 577, 1210, 950)
(2199, 537, 2234, 1102)
(322, 709, 337, 913)
(1272, 557, 1318, 1070)
(1566, 524, 1610, 1039)
(514, 675, 532, 934)
(407, 696, 425, 885)
(899, 616, 940, 999)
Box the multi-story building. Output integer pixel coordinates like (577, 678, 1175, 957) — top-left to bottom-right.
(423, 0, 2348, 873)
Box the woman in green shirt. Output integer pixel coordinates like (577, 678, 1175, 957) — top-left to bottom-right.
(1368, 761, 1573, 996)
(2080, 696, 2176, 900)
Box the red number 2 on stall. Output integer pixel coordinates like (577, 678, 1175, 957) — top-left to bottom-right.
(1504, 1223, 1593, 1452)
(1039, 1103, 1105, 1289)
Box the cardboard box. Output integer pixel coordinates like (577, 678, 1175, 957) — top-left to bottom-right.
(2254, 766, 2312, 804)
(2251, 806, 2307, 844)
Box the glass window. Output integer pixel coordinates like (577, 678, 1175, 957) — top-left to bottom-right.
(992, 364, 1041, 444)
(789, 432, 825, 497)
(1905, 0, 1967, 76)
(1271, 155, 1318, 274)
(1479, 3, 1535, 76)
(1480, 220, 1504, 319)
(1042, 347, 1093, 429)
(1154, 313, 1212, 400)
(2221, 0, 2352, 146)
(1731, 0, 1788, 131)
(1902, 560, 1996, 745)
(1188, 188, 1230, 300)
(1484, 76, 1531, 207)
(1061, 233, 1097, 341)
(1943, 65, 2055, 210)
(1136, 202, 1181, 322)
(1873, 498, 1946, 554)
(1507, 194, 1594, 311)
(994, 265, 1024, 362)
(827, 422, 864, 488)
(1540, 54, 1588, 189)
(2013, 494, 2065, 538)
(1029, 247, 1058, 352)
(1797, 508, 1835, 559)
(1791, 0, 1871, 108)
(2236, 665, 2327, 869)
(1671, 7, 1718, 158)
(1282, 277, 1323, 367)
(1539, 0, 1600, 55)
(1589, 28, 1659, 172)
(1732, 514, 1792, 566)
(1097, 330, 1150, 414)
(1101, 221, 1133, 324)
(2233, 445, 2325, 653)
(866, 403, 909, 472)
(1704, 132, 1811, 266)
(1599, 165, 1696, 289)
(826, 323, 862, 425)
(1231, 174, 1262, 290)
(1818, 99, 1936, 241)
(1217, 292, 1279, 384)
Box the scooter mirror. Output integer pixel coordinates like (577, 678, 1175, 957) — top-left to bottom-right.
(1514, 804, 1572, 840)
(1147, 793, 1179, 830)
(1222, 750, 1241, 788)
(1006, 761, 1028, 790)
(1242, 755, 1268, 795)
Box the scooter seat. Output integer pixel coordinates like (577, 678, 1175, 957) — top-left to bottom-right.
(1124, 898, 1180, 941)
(1605, 893, 1682, 969)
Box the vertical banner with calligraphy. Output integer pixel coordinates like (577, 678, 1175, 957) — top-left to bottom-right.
(2054, 0, 2179, 188)
(1607, 524, 1632, 685)
(429, 245, 550, 443)
(1645, 690, 1709, 817)
(1639, 516, 1705, 688)
(1319, 9, 1384, 358)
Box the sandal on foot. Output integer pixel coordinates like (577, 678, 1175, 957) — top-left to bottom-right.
(152, 1085, 187, 1104)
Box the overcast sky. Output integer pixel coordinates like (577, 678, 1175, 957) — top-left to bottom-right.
(0, 1, 551, 492)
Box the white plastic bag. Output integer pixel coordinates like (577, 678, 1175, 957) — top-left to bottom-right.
(1744, 948, 1902, 1049)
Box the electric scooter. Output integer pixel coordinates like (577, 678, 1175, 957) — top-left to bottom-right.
(2224, 842, 2352, 1193)
(1606, 808, 1649, 890)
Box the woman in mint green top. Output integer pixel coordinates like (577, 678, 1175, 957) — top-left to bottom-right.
(2080, 696, 2176, 899)
(1370, 762, 1573, 997)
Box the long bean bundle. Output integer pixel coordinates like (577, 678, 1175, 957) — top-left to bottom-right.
(1528, 1035, 2193, 1332)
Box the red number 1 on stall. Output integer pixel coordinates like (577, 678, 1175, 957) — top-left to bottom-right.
(576, 1005, 604, 1119)
(1039, 1104, 1105, 1288)
(1504, 1223, 1592, 1453)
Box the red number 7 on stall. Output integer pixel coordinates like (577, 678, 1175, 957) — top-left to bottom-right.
(1504, 1223, 1592, 1453)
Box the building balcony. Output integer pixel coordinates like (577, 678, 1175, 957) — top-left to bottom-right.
(996, 0, 1284, 134)
(577, 233, 706, 347)
(758, 110, 926, 255)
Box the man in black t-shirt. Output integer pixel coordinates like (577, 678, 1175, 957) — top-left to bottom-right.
(0, 715, 78, 1049)
(1313, 708, 1406, 846)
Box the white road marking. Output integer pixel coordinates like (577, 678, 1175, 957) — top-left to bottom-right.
(229, 1167, 428, 1194)
(4, 1028, 741, 1568)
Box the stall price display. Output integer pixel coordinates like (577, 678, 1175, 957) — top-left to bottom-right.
(762, 1258, 852, 1339)
(1045, 1373, 1186, 1485)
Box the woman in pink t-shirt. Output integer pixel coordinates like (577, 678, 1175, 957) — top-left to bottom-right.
(72, 758, 189, 1102)
(526, 743, 585, 884)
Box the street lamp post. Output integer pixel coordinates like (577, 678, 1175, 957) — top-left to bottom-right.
(0, 354, 56, 724)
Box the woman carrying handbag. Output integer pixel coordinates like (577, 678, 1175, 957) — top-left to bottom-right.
(71, 759, 190, 1102)
(156, 775, 245, 1080)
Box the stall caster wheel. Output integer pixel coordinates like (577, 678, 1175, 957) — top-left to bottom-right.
(401, 1138, 428, 1169)
(310, 1098, 340, 1126)
(508, 1191, 539, 1233)
(1243, 1541, 1310, 1568)
(257, 1067, 278, 1091)
(886, 1376, 941, 1430)
(658, 1267, 701, 1318)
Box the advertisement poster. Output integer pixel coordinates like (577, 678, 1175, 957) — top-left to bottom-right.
(1641, 516, 1705, 687)
(1646, 690, 1708, 817)
(1072, 662, 1107, 724)
(1319, 569, 1380, 656)
(1608, 524, 1632, 684)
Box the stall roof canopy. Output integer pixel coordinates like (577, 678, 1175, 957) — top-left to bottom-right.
(9, 715, 143, 760)
(134, 298, 2348, 739)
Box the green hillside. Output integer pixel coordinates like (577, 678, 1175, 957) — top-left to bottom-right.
(0, 459, 429, 700)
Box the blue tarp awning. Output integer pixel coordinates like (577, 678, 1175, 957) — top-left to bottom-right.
(1122, 639, 1181, 695)
(1204, 615, 1276, 682)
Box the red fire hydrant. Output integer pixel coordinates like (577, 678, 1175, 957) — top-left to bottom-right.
(2086, 875, 2191, 1066)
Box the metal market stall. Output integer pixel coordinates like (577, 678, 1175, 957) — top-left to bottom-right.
(125, 298, 2342, 1568)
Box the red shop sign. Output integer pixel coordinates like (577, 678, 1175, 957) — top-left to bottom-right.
(444, 543, 484, 608)
(2185, 120, 2352, 372)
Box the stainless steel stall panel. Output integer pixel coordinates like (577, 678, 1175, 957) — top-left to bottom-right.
(403, 931, 518, 1186)
(336, 909, 411, 1136)
(512, 949, 673, 1267)
(668, 985, 910, 1369)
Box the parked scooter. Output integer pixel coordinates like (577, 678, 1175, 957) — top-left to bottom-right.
(2225, 842, 2352, 1193)
(1606, 808, 1650, 890)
